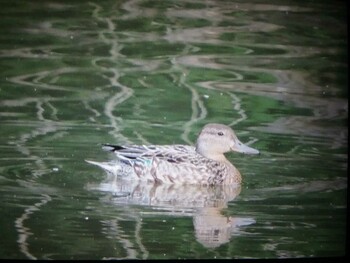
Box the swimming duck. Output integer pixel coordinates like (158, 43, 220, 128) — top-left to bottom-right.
(86, 123, 259, 185)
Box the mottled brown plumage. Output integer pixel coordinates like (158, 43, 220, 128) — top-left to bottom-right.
(86, 123, 259, 185)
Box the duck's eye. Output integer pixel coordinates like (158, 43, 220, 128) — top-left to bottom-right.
(217, 132, 224, 136)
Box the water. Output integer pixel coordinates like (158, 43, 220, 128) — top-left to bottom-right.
(0, 0, 347, 259)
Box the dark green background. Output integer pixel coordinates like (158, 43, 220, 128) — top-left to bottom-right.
(0, 0, 347, 259)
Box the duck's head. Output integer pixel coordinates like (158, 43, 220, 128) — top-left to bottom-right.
(195, 123, 259, 160)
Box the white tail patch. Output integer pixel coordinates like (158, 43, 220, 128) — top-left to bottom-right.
(85, 160, 121, 175)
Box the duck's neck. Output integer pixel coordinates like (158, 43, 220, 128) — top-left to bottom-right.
(196, 145, 221, 160)
(196, 147, 242, 184)
(204, 152, 230, 163)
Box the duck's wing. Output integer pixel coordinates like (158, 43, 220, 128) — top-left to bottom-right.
(102, 144, 198, 165)
(101, 144, 224, 184)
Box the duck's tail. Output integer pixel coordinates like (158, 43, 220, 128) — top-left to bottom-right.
(85, 159, 121, 175)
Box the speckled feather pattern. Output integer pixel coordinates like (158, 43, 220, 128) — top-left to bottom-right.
(87, 123, 259, 185)
(105, 144, 241, 185)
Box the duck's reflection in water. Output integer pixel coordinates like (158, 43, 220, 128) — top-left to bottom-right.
(88, 174, 255, 248)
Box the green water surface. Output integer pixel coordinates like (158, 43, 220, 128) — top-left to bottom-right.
(0, 0, 347, 259)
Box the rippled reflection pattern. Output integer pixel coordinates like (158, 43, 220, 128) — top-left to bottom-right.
(88, 176, 255, 249)
(0, 0, 347, 260)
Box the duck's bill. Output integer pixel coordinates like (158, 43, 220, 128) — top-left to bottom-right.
(231, 140, 260, 155)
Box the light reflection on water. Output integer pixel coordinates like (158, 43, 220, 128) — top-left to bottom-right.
(0, 0, 347, 260)
(88, 177, 253, 249)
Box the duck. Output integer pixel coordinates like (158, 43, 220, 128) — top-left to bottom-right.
(86, 123, 259, 185)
